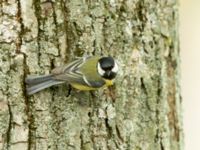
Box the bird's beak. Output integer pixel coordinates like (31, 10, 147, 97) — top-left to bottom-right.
(106, 71, 111, 76)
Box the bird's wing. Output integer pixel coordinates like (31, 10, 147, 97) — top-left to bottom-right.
(51, 57, 105, 88)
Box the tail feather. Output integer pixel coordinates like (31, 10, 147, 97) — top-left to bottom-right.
(25, 74, 53, 85)
(25, 75, 64, 95)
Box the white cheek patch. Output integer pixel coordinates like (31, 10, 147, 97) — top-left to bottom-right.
(112, 61, 119, 73)
(97, 62, 105, 76)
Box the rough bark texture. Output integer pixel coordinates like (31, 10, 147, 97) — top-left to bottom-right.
(0, 0, 183, 150)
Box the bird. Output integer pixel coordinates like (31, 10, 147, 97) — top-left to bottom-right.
(25, 56, 119, 95)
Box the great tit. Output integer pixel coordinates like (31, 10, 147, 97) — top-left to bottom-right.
(25, 56, 119, 95)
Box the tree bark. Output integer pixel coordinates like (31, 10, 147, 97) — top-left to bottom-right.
(0, 0, 183, 150)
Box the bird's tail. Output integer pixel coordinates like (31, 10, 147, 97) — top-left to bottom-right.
(25, 74, 64, 95)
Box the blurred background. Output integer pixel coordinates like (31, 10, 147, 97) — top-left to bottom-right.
(180, 0, 200, 149)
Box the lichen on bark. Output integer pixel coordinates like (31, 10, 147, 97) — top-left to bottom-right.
(0, 0, 183, 150)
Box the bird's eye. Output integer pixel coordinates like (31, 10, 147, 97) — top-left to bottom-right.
(102, 65, 113, 70)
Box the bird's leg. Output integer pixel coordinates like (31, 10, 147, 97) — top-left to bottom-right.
(66, 84, 72, 97)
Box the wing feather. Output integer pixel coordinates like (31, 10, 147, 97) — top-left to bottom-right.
(52, 56, 105, 88)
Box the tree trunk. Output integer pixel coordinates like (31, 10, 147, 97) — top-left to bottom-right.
(0, 0, 183, 150)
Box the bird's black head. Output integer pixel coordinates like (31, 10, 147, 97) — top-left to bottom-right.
(97, 57, 118, 80)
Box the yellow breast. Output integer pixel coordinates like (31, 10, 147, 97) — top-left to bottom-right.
(70, 83, 97, 90)
(70, 80, 113, 91)
(104, 79, 113, 86)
